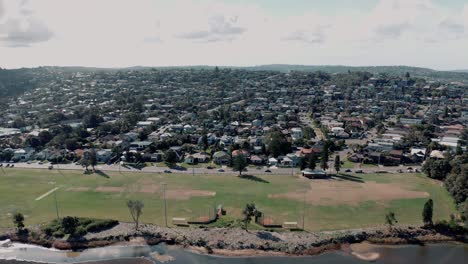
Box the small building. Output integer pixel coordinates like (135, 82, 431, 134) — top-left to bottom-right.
(13, 148, 34, 161)
(268, 157, 278, 166)
(96, 149, 113, 163)
(213, 151, 231, 165)
(302, 169, 327, 179)
(129, 141, 154, 151)
(250, 155, 264, 165)
(185, 152, 209, 164)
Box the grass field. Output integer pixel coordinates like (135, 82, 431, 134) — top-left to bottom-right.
(0, 168, 457, 232)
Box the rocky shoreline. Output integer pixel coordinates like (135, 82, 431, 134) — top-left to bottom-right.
(1, 222, 467, 257)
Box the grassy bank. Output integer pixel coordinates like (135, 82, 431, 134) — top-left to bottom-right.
(0, 168, 456, 232)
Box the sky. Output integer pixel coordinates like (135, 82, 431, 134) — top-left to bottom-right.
(0, 0, 467, 70)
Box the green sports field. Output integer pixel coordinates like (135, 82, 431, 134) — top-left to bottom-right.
(0, 168, 456, 232)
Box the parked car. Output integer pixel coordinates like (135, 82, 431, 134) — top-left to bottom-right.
(355, 169, 363, 173)
(218, 169, 225, 172)
(9, 164, 14, 168)
(206, 166, 214, 169)
(48, 165, 54, 170)
(38, 161, 44, 165)
(344, 169, 352, 172)
(264, 169, 271, 173)
(163, 170, 172, 173)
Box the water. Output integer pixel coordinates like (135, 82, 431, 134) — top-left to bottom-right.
(0, 241, 467, 264)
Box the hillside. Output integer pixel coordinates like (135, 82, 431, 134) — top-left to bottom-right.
(247, 64, 468, 81)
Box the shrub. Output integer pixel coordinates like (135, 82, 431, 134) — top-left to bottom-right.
(43, 227, 54, 237)
(73, 226, 87, 237)
(85, 219, 118, 233)
(52, 230, 65, 238)
(42, 217, 118, 237)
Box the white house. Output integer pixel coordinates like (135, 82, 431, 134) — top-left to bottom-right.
(13, 148, 34, 161)
(291, 128, 303, 141)
(96, 149, 113, 163)
(268, 157, 278, 166)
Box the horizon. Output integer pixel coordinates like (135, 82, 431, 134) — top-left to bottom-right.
(1, 64, 467, 72)
(1, 0, 467, 70)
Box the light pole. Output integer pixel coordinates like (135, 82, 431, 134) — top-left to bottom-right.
(53, 182, 59, 219)
(119, 155, 125, 173)
(302, 190, 306, 230)
(162, 183, 168, 227)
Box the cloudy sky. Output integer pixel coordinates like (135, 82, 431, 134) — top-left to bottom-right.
(0, 0, 467, 69)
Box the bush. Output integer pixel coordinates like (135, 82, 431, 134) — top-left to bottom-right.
(52, 230, 65, 238)
(43, 227, 54, 237)
(85, 219, 118, 233)
(73, 226, 87, 237)
(42, 217, 118, 237)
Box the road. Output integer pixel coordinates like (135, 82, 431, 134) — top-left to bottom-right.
(299, 113, 323, 141)
(4, 162, 420, 175)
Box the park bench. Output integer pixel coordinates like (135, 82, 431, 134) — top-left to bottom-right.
(283, 221, 298, 229)
(172, 217, 188, 226)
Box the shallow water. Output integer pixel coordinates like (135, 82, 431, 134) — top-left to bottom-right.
(0, 241, 467, 264)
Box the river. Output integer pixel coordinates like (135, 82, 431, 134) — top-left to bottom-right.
(0, 241, 467, 264)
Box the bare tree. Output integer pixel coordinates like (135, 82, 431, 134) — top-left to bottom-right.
(242, 203, 259, 232)
(127, 200, 144, 231)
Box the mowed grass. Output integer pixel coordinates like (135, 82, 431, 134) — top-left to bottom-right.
(0, 168, 456, 232)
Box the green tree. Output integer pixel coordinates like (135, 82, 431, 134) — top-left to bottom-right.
(308, 154, 317, 170)
(83, 113, 103, 128)
(13, 213, 25, 231)
(445, 163, 468, 204)
(38, 130, 52, 145)
(422, 158, 451, 180)
(89, 149, 97, 171)
(334, 155, 341, 173)
(25, 136, 41, 148)
(456, 144, 463, 155)
(266, 131, 291, 157)
(62, 216, 79, 234)
(65, 138, 79, 151)
(164, 150, 178, 167)
(81, 149, 97, 171)
(422, 199, 434, 226)
(201, 134, 209, 151)
(462, 201, 468, 227)
(233, 155, 248, 176)
(242, 203, 258, 232)
(385, 211, 398, 229)
(320, 147, 329, 171)
(127, 200, 144, 231)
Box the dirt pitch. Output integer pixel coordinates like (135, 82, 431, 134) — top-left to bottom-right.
(165, 189, 216, 200)
(269, 180, 429, 206)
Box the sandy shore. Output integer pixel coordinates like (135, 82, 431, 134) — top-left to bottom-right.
(0, 258, 154, 264)
(1, 222, 466, 258)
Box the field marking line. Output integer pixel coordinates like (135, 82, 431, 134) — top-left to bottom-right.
(35, 187, 60, 201)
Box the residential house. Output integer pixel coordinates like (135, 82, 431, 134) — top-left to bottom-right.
(96, 149, 113, 163)
(129, 141, 154, 151)
(213, 151, 231, 165)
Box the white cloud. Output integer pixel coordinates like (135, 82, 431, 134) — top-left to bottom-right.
(0, 0, 53, 47)
(0, 0, 466, 70)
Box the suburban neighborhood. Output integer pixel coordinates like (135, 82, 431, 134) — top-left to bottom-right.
(0, 67, 466, 177)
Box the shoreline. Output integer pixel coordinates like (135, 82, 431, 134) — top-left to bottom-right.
(1, 223, 466, 259)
